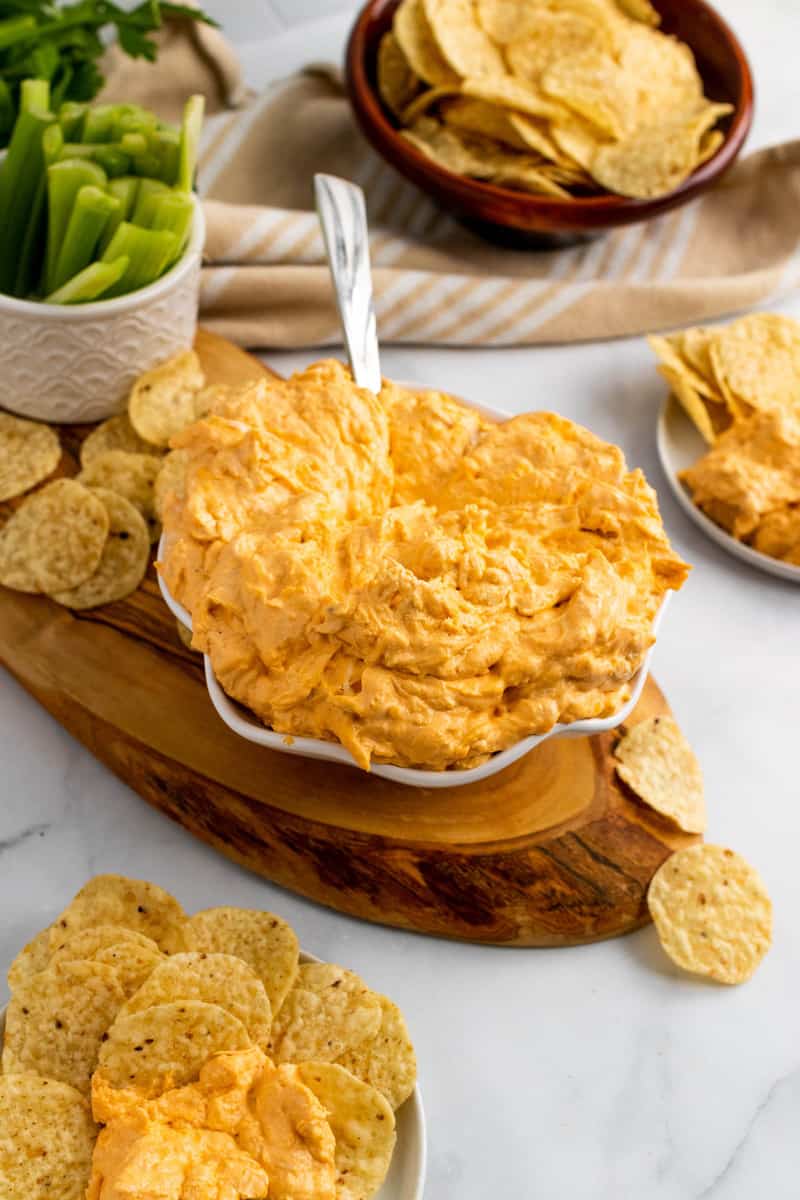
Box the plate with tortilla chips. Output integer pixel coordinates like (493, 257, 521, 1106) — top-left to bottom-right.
(0, 874, 426, 1200)
(346, 0, 753, 239)
(654, 315, 800, 584)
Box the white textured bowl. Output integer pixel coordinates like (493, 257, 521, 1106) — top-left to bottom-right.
(157, 387, 670, 789)
(0, 947, 427, 1200)
(658, 395, 800, 584)
(0, 192, 204, 423)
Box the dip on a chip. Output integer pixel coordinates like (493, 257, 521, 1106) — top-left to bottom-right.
(159, 361, 688, 771)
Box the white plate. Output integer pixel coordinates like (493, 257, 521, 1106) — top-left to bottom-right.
(657, 395, 800, 584)
(157, 385, 671, 788)
(0, 948, 426, 1200)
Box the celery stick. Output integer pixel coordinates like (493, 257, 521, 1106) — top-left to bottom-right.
(153, 129, 180, 185)
(101, 223, 179, 296)
(0, 109, 54, 295)
(13, 124, 64, 297)
(146, 191, 194, 258)
(58, 102, 88, 141)
(82, 105, 117, 144)
(90, 146, 130, 178)
(177, 94, 204, 193)
(20, 79, 50, 115)
(44, 158, 107, 294)
(98, 176, 139, 254)
(0, 15, 36, 51)
(52, 186, 119, 292)
(132, 178, 169, 226)
(0, 80, 14, 141)
(45, 256, 129, 305)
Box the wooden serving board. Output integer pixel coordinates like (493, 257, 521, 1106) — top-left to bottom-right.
(0, 331, 698, 947)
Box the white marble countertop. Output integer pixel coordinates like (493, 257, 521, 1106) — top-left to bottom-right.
(2, 3, 799, 1197)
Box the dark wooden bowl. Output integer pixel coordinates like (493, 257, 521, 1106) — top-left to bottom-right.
(345, 0, 754, 246)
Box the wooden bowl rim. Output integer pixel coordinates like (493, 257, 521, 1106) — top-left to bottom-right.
(345, 0, 755, 223)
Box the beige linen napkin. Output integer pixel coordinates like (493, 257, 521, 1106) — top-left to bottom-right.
(102, 24, 800, 349)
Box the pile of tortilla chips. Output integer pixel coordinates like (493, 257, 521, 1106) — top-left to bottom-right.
(1, 874, 416, 1200)
(650, 314, 800, 565)
(378, 0, 731, 199)
(0, 349, 207, 610)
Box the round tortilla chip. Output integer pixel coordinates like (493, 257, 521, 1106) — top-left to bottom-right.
(7, 926, 53, 991)
(50, 874, 194, 955)
(377, 30, 421, 117)
(269, 963, 382, 1065)
(120, 952, 272, 1049)
(648, 845, 773, 984)
(0, 1074, 97, 1200)
(2, 960, 127, 1094)
(77, 451, 162, 542)
(506, 13, 608, 85)
(336, 995, 417, 1111)
(128, 348, 206, 449)
(0, 413, 61, 503)
(48, 489, 150, 609)
(49, 923, 162, 966)
(614, 715, 706, 834)
(93, 943, 165, 998)
(187, 907, 299, 1016)
(394, 0, 458, 86)
(97, 1001, 251, 1095)
(542, 49, 631, 139)
(709, 314, 800, 418)
(80, 413, 158, 468)
(423, 0, 505, 78)
(0, 479, 108, 594)
(297, 1062, 396, 1200)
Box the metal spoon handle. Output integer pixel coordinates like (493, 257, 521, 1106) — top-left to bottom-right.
(314, 173, 381, 394)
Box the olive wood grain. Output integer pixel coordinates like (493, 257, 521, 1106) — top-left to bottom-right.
(0, 330, 697, 946)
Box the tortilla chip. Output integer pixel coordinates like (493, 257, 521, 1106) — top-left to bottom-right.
(128, 349, 206, 449)
(187, 907, 299, 1016)
(96, 1001, 251, 1095)
(77, 450, 162, 542)
(0, 413, 61, 502)
(298, 1062, 396, 1200)
(7, 926, 53, 991)
(423, 0, 505, 78)
(648, 845, 773, 984)
(48, 489, 149, 609)
(377, 30, 421, 117)
(2, 960, 127, 1093)
(336, 994, 417, 1110)
(393, 0, 458, 86)
(269, 963, 382, 1065)
(80, 413, 157, 468)
(0, 479, 108, 594)
(0, 1074, 97, 1200)
(506, 12, 609, 84)
(120, 952, 272, 1049)
(50, 874, 193, 956)
(49, 924, 162, 967)
(614, 715, 705, 833)
(709, 314, 800, 418)
(542, 49, 631, 139)
(93, 943, 165, 998)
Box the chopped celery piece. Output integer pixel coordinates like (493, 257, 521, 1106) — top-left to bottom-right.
(45, 157, 107, 294)
(101, 223, 179, 296)
(177, 94, 204, 193)
(58, 102, 88, 141)
(90, 146, 130, 177)
(146, 191, 194, 254)
(43, 123, 65, 165)
(99, 176, 139, 253)
(132, 178, 169, 226)
(153, 129, 180, 185)
(0, 109, 54, 295)
(120, 132, 148, 159)
(116, 109, 159, 138)
(20, 80, 50, 114)
(51, 185, 119, 293)
(82, 104, 117, 144)
(45, 256, 129, 304)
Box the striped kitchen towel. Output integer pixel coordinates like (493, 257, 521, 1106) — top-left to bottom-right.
(102, 24, 800, 349)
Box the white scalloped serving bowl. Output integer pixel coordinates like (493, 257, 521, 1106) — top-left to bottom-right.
(0, 176, 204, 424)
(658, 395, 800, 584)
(157, 385, 671, 789)
(0, 947, 427, 1200)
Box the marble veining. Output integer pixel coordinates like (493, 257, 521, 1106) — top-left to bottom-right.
(1, 3, 798, 1198)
